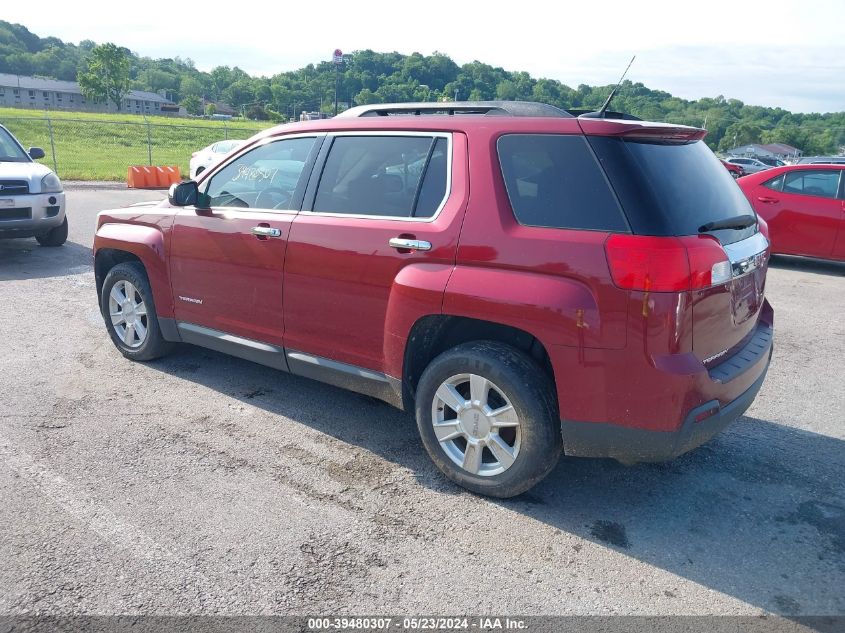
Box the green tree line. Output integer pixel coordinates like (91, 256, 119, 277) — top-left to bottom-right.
(2, 20, 843, 154)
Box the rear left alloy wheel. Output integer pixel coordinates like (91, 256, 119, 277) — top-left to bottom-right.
(101, 262, 173, 361)
(415, 341, 562, 498)
(431, 373, 522, 477)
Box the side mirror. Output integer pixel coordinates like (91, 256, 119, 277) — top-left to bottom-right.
(28, 147, 46, 160)
(169, 181, 202, 207)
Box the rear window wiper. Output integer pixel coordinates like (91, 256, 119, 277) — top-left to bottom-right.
(698, 214, 756, 233)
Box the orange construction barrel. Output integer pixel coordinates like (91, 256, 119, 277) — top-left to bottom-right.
(128, 165, 183, 189)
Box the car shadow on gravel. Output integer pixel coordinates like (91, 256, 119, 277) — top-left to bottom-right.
(509, 418, 845, 617)
(0, 238, 92, 281)
(146, 344, 845, 617)
(769, 254, 845, 276)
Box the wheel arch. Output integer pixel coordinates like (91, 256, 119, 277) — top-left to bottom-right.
(95, 249, 142, 302)
(94, 223, 173, 319)
(401, 314, 557, 412)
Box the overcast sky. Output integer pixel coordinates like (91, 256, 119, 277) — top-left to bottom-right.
(5, 0, 844, 113)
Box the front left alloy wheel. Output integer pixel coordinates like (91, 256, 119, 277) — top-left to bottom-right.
(109, 279, 148, 349)
(101, 262, 173, 361)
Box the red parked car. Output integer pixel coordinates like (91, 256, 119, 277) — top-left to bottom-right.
(721, 159, 744, 179)
(738, 164, 845, 261)
(93, 101, 773, 497)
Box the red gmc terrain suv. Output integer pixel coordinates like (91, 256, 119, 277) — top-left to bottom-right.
(93, 101, 774, 497)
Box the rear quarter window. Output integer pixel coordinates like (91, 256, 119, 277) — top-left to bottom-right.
(764, 174, 785, 191)
(497, 134, 628, 232)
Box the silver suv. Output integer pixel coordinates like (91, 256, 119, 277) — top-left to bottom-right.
(0, 124, 67, 246)
(724, 157, 771, 175)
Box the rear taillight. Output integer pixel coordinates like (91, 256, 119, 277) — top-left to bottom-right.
(756, 215, 770, 241)
(685, 235, 732, 288)
(605, 234, 731, 292)
(191, 152, 198, 158)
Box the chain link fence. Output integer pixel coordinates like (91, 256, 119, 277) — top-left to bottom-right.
(0, 116, 270, 181)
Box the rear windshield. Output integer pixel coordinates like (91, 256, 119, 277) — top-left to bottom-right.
(588, 137, 756, 244)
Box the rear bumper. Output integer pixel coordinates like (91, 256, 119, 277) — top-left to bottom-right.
(560, 342, 772, 464)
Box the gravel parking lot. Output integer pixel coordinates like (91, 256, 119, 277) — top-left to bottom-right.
(1, 186, 843, 617)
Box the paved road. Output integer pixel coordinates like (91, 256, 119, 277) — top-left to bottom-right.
(0, 187, 843, 616)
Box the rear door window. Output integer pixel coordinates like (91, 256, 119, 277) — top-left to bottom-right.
(497, 134, 627, 231)
(312, 135, 449, 218)
(782, 170, 841, 199)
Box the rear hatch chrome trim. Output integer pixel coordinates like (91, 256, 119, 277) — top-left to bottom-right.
(723, 232, 769, 279)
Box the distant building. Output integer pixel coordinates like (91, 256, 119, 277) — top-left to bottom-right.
(299, 111, 330, 121)
(201, 98, 236, 117)
(0, 73, 178, 115)
(727, 143, 802, 160)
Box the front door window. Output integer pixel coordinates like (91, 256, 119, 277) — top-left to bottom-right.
(203, 137, 318, 210)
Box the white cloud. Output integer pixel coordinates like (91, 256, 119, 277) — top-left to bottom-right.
(5, 0, 845, 112)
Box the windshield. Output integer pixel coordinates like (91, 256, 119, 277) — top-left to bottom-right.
(0, 127, 30, 163)
(587, 137, 757, 244)
(214, 140, 244, 153)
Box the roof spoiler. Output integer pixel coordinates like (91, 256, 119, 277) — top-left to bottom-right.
(578, 118, 707, 142)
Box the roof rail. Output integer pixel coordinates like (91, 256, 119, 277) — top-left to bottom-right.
(338, 101, 573, 119)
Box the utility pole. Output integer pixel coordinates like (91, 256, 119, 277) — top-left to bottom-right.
(332, 49, 343, 116)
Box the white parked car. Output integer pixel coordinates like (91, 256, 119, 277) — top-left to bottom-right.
(724, 157, 771, 175)
(189, 139, 246, 179)
(0, 124, 67, 247)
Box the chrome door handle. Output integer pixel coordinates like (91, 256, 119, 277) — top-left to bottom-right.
(251, 226, 282, 238)
(389, 237, 432, 251)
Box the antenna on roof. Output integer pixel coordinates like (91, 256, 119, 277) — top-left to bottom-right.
(597, 55, 636, 118)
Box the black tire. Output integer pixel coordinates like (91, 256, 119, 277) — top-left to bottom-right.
(35, 217, 68, 247)
(100, 262, 174, 361)
(415, 340, 562, 498)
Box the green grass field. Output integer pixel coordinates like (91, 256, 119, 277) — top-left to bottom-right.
(0, 107, 274, 181)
